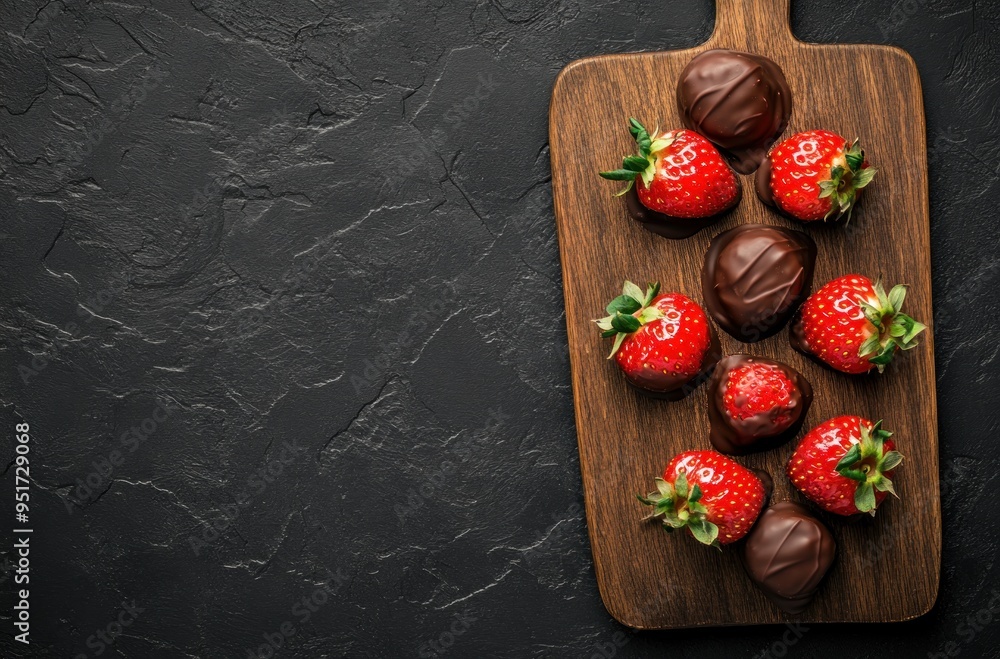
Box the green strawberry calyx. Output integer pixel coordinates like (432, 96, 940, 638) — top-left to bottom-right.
(818, 138, 877, 222)
(637, 469, 721, 549)
(856, 278, 927, 372)
(835, 420, 903, 516)
(594, 280, 663, 358)
(598, 118, 675, 196)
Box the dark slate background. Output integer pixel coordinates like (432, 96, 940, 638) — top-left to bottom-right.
(1, 0, 998, 657)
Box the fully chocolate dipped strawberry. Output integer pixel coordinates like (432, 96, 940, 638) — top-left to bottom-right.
(744, 502, 836, 614)
(702, 224, 816, 342)
(677, 49, 792, 174)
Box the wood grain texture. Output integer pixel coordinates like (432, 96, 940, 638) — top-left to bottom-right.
(549, 0, 940, 629)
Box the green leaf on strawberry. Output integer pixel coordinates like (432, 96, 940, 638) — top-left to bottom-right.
(637, 473, 721, 549)
(821, 138, 877, 222)
(855, 279, 927, 372)
(593, 280, 664, 358)
(834, 420, 902, 516)
(639, 451, 766, 547)
(599, 118, 674, 195)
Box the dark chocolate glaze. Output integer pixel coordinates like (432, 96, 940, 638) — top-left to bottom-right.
(755, 154, 775, 206)
(677, 49, 792, 174)
(624, 185, 738, 240)
(707, 354, 812, 455)
(752, 469, 774, 501)
(625, 325, 722, 400)
(701, 224, 816, 342)
(788, 312, 811, 357)
(743, 502, 836, 614)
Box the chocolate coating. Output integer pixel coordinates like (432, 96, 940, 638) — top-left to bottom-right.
(755, 154, 775, 206)
(624, 185, 738, 240)
(752, 469, 774, 501)
(678, 49, 792, 174)
(744, 502, 836, 614)
(625, 326, 722, 400)
(788, 312, 811, 358)
(707, 354, 812, 455)
(701, 224, 816, 342)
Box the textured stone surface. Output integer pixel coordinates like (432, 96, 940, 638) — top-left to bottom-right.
(0, 1, 998, 657)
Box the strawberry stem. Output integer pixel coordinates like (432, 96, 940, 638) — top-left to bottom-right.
(598, 118, 675, 196)
(595, 281, 663, 358)
(818, 138, 877, 222)
(637, 471, 721, 548)
(856, 278, 927, 372)
(834, 420, 902, 516)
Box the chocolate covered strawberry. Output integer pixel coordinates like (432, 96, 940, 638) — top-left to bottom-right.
(638, 450, 767, 547)
(600, 119, 740, 219)
(761, 129, 876, 222)
(787, 416, 902, 517)
(596, 281, 718, 398)
(790, 274, 926, 374)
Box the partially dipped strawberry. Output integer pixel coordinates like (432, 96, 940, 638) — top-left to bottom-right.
(787, 416, 902, 517)
(596, 281, 717, 398)
(707, 355, 813, 455)
(762, 129, 876, 222)
(790, 274, 926, 374)
(638, 450, 767, 547)
(600, 119, 740, 219)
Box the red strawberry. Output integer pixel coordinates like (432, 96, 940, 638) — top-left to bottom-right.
(790, 274, 926, 374)
(787, 416, 902, 516)
(766, 129, 876, 222)
(596, 281, 715, 397)
(723, 361, 795, 425)
(600, 119, 740, 219)
(638, 450, 767, 547)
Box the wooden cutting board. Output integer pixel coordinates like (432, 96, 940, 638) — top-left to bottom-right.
(549, 0, 939, 629)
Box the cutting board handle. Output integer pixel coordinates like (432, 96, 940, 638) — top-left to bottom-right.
(709, 0, 795, 50)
